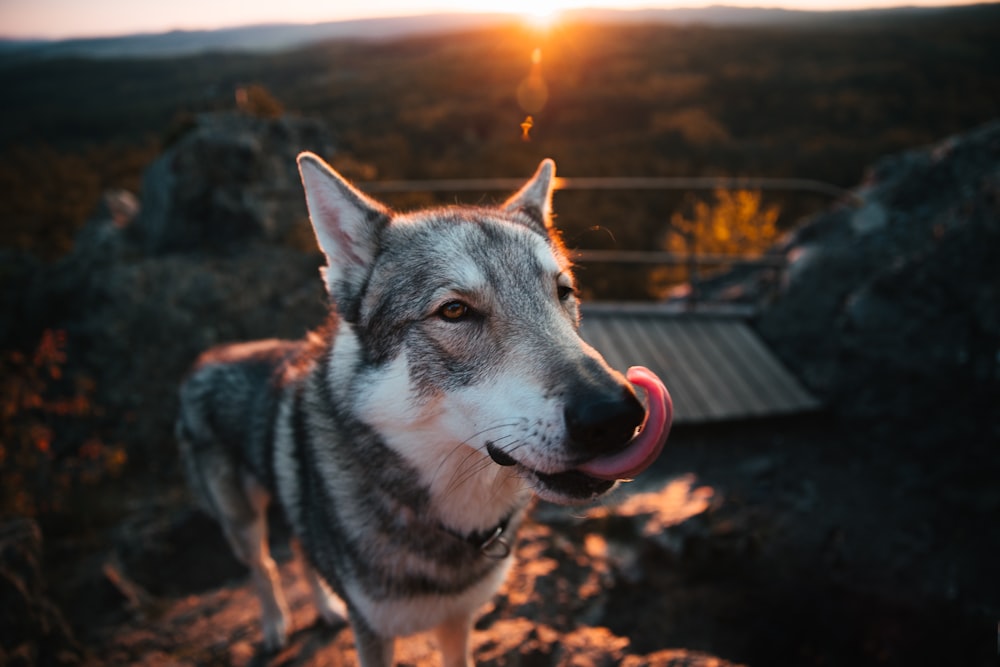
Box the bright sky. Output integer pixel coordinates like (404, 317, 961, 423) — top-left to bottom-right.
(0, 0, 983, 40)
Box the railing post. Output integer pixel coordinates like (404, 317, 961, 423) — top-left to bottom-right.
(686, 241, 699, 311)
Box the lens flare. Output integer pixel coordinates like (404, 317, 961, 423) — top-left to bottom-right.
(517, 47, 548, 115)
(520, 116, 534, 141)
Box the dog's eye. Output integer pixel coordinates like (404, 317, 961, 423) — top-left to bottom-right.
(438, 300, 471, 321)
(557, 284, 575, 302)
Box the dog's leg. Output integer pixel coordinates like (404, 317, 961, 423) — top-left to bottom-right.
(214, 475, 291, 652)
(352, 615, 394, 667)
(227, 518, 290, 651)
(295, 541, 348, 626)
(433, 613, 474, 667)
(182, 429, 293, 652)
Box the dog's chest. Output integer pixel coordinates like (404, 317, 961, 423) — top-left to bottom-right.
(344, 555, 515, 638)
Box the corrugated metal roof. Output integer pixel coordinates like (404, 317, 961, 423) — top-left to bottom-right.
(579, 305, 821, 424)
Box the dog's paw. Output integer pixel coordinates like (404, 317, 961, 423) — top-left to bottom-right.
(305, 568, 348, 626)
(314, 588, 348, 627)
(261, 604, 291, 652)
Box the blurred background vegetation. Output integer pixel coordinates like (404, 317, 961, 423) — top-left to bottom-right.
(1, 328, 126, 517)
(1, 7, 998, 263)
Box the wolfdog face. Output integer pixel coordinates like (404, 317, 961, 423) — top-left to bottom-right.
(298, 155, 671, 510)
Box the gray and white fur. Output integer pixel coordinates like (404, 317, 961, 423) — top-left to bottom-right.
(176, 155, 647, 666)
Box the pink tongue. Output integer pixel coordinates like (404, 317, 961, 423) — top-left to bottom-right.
(575, 366, 673, 481)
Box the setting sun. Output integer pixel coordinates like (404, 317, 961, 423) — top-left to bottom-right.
(523, 7, 561, 30)
(466, 0, 574, 29)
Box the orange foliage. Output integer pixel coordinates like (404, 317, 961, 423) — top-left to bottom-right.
(235, 84, 285, 119)
(666, 188, 780, 257)
(0, 329, 125, 517)
(651, 189, 781, 296)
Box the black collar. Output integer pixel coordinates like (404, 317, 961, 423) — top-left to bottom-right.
(443, 513, 514, 559)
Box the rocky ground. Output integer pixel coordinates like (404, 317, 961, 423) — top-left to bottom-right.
(27, 412, 997, 667)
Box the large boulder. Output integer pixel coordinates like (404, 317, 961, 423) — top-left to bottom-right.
(741, 121, 1000, 420)
(2, 112, 331, 473)
(136, 111, 334, 253)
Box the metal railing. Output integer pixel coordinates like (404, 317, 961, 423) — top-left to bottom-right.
(358, 175, 857, 203)
(569, 249, 786, 267)
(355, 174, 853, 309)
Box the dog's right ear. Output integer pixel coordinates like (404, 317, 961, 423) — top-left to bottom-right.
(503, 158, 556, 234)
(297, 152, 389, 311)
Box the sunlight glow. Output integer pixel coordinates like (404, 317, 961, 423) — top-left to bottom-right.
(461, 0, 597, 31)
(586, 474, 715, 535)
(523, 6, 561, 31)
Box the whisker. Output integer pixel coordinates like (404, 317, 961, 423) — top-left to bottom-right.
(444, 444, 506, 493)
(445, 437, 533, 499)
(433, 422, 522, 497)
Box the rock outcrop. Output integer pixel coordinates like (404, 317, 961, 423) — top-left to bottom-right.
(136, 112, 334, 253)
(704, 121, 1000, 420)
(3, 113, 332, 472)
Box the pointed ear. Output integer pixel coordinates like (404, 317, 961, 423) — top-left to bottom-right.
(503, 158, 556, 232)
(297, 152, 389, 309)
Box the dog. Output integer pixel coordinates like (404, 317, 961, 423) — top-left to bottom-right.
(176, 154, 672, 666)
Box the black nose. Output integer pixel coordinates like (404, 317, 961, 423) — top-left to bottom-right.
(564, 384, 645, 456)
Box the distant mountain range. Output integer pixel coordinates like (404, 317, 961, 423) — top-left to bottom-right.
(0, 13, 512, 60)
(0, 4, 991, 60)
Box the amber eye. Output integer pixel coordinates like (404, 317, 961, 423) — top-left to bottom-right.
(439, 300, 470, 321)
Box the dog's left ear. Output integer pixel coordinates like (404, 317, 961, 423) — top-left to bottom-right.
(503, 158, 556, 233)
(297, 152, 390, 315)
